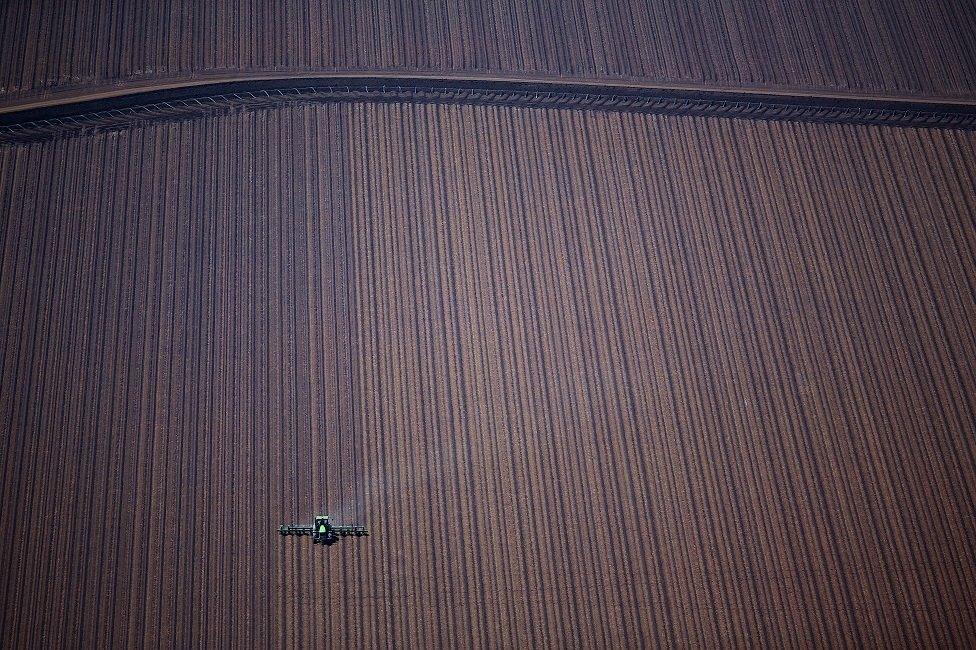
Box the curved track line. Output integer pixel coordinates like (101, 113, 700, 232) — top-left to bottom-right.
(3, 71, 976, 115)
(1, 73, 975, 142)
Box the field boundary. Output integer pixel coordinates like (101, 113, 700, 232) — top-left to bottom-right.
(2, 75, 975, 142)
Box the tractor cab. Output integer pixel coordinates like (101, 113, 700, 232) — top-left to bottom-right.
(312, 515, 341, 546)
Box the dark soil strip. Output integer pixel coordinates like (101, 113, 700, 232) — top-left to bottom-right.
(2, 75, 975, 143)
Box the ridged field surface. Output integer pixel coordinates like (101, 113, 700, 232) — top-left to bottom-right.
(2, 0, 976, 103)
(1, 103, 976, 647)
